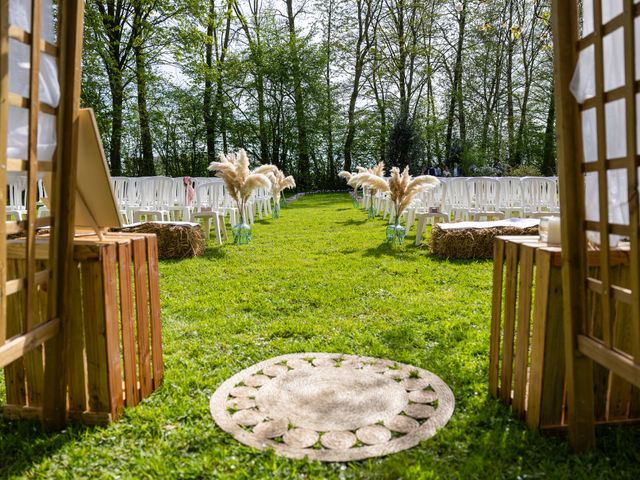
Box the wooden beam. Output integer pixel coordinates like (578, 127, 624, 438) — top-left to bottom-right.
(622, 0, 640, 376)
(552, 0, 595, 451)
(578, 335, 640, 387)
(8, 92, 58, 116)
(0, 0, 10, 346)
(43, 0, 85, 430)
(0, 318, 60, 369)
(8, 25, 58, 56)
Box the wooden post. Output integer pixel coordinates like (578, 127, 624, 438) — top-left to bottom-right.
(0, 0, 9, 346)
(43, 0, 85, 429)
(489, 238, 505, 397)
(551, 0, 595, 450)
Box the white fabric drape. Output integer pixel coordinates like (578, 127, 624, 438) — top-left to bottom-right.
(6, 0, 59, 161)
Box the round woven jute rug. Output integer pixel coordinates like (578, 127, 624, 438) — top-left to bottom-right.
(210, 353, 455, 462)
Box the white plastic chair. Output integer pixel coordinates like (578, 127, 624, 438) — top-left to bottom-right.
(169, 177, 194, 221)
(6, 173, 27, 220)
(445, 177, 471, 221)
(111, 176, 131, 223)
(467, 177, 505, 220)
(413, 182, 450, 245)
(36, 175, 51, 219)
(498, 177, 524, 218)
(132, 176, 174, 222)
(522, 177, 560, 217)
(192, 181, 227, 244)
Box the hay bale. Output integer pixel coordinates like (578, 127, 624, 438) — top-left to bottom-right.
(113, 222, 206, 259)
(431, 219, 539, 259)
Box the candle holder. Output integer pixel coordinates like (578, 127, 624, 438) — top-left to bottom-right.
(547, 216, 561, 246)
(539, 217, 550, 243)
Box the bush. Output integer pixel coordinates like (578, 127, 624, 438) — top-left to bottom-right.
(511, 164, 543, 177)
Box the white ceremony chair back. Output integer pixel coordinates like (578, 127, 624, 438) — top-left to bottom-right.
(445, 177, 471, 221)
(522, 177, 559, 217)
(498, 177, 524, 217)
(132, 176, 174, 221)
(6, 173, 28, 221)
(193, 181, 227, 244)
(466, 177, 504, 220)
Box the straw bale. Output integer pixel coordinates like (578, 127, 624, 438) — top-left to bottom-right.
(431, 224, 538, 259)
(113, 222, 205, 259)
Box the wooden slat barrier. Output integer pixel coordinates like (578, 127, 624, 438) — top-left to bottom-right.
(489, 236, 638, 430)
(2, 233, 163, 425)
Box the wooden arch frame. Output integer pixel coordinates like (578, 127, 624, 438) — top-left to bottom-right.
(553, 0, 640, 450)
(0, 0, 84, 428)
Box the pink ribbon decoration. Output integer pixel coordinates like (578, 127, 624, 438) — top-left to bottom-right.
(183, 176, 195, 206)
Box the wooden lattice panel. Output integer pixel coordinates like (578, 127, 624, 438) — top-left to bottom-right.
(0, 0, 85, 428)
(553, 0, 640, 449)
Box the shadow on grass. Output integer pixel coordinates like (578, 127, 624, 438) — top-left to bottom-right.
(0, 418, 89, 478)
(203, 246, 227, 260)
(362, 242, 415, 259)
(424, 252, 492, 266)
(335, 218, 368, 226)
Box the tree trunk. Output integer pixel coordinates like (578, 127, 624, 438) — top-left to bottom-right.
(204, 0, 216, 162)
(343, 6, 366, 173)
(256, 73, 269, 163)
(506, 0, 516, 166)
(133, 5, 155, 175)
(542, 82, 556, 175)
(108, 66, 124, 175)
(285, 0, 311, 189)
(445, 0, 467, 167)
(325, 0, 335, 183)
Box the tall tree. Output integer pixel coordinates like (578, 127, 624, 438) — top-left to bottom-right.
(86, 0, 136, 175)
(285, 0, 311, 189)
(234, 0, 270, 163)
(343, 0, 381, 172)
(444, 0, 468, 167)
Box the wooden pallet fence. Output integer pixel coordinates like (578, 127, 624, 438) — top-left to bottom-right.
(2, 233, 163, 425)
(489, 236, 637, 430)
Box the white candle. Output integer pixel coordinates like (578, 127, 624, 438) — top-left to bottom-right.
(547, 216, 561, 245)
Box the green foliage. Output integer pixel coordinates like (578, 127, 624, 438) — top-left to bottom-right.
(1, 194, 639, 478)
(79, 0, 557, 182)
(386, 116, 425, 172)
(511, 164, 542, 177)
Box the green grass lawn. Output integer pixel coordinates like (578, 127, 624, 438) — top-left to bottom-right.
(1, 193, 640, 479)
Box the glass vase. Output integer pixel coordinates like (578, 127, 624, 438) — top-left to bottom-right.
(272, 202, 280, 219)
(385, 220, 405, 245)
(232, 222, 252, 245)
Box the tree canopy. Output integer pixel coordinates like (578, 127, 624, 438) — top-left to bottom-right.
(81, 0, 555, 185)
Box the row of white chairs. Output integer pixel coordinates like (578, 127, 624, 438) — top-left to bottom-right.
(361, 176, 559, 245)
(6, 172, 49, 221)
(111, 176, 275, 245)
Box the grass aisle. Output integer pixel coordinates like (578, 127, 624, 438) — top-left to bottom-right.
(2, 193, 640, 479)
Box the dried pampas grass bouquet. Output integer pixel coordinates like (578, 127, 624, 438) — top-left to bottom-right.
(208, 149, 277, 244)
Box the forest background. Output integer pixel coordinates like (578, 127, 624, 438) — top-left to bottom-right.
(82, 0, 555, 190)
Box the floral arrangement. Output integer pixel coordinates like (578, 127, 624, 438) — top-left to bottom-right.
(208, 149, 277, 243)
(268, 169, 296, 218)
(353, 166, 439, 243)
(339, 162, 386, 213)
